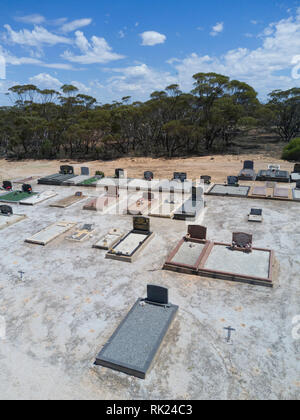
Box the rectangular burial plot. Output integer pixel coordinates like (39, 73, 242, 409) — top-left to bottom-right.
(198, 244, 273, 287)
(251, 186, 267, 197)
(106, 217, 154, 263)
(38, 174, 75, 186)
(291, 173, 300, 182)
(19, 190, 57, 205)
(149, 195, 182, 218)
(173, 199, 204, 221)
(50, 192, 87, 208)
(273, 187, 290, 199)
(256, 170, 290, 183)
(127, 194, 158, 216)
(0, 191, 38, 203)
(93, 229, 124, 250)
(25, 221, 76, 245)
(293, 189, 300, 201)
(0, 214, 26, 231)
(95, 289, 178, 379)
(207, 184, 250, 197)
(13, 176, 37, 185)
(78, 176, 102, 187)
(83, 196, 117, 212)
(65, 224, 95, 242)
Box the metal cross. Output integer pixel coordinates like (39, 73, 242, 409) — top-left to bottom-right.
(18, 271, 25, 281)
(224, 326, 236, 343)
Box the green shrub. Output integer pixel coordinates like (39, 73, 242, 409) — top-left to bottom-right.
(95, 171, 105, 178)
(282, 138, 300, 161)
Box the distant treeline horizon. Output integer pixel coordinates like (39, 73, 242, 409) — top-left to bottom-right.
(0, 72, 300, 160)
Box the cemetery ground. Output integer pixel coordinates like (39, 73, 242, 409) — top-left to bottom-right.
(0, 163, 299, 400)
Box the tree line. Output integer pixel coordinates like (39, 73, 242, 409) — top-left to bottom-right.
(0, 73, 300, 160)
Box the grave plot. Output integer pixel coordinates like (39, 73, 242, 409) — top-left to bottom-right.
(13, 176, 37, 184)
(83, 187, 119, 212)
(96, 177, 132, 190)
(206, 184, 250, 197)
(173, 187, 205, 221)
(163, 226, 210, 275)
(65, 224, 95, 242)
(38, 173, 76, 186)
(95, 285, 178, 379)
(0, 206, 26, 231)
(238, 161, 256, 181)
(0, 190, 38, 203)
(251, 186, 267, 197)
(50, 192, 87, 208)
(106, 217, 154, 263)
(291, 164, 300, 182)
(62, 175, 92, 186)
(77, 176, 102, 187)
(127, 178, 160, 192)
(127, 192, 158, 216)
(248, 208, 263, 223)
(19, 190, 57, 205)
(273, 186, 290, 199)
(149, 193, 182, 218)
(198, 241, 274, 287)
(25, 221, 76, 245)
(256, 169, 290, 183)
(93, 228, 124, 250)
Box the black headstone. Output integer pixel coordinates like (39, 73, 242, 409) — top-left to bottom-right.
(22, 184, 32, 193)
(144, 171, 154, 181)
(294, 164, 300, 173)
(174, 172, 187, 182)
(250, 209, 262, 216)
(60, 165, 74, 175)
(133, 216, 150, 232)
(227, 176, 239, 185)
(115, 168, 125, 179)
(146, 285, 169, 305)
(75, 191, 83, 197)
(243, 160, 254, 170)
(200, 175, 211, 184)
(3, 181, 12, 190)
(192, 186, 203, 201)
(0, 205, 13, 215)
(81, 167, 90, 176)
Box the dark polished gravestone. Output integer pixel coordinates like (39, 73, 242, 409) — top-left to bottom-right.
(232, 232, 253, 252)
(60, 165, 74, 175)
(2, 181, 12, 191)
(200, 175, 211, 184)
(95, 285, 178, 379)
(243, 160, 254, 170)
(0, 205, 13, 216)
(257, 169, 290, 183)
(227, 176, 239, 186)
(144, 171, 154, 181)
(173, 172, 187, 182)
(238, 161, 256, 181)
(293, 164, 300, 174)
(81, 167, 90, 176)
(22, 184, 33, 193)
(115, 168, 125, 179)
(296, 180, 300, 190)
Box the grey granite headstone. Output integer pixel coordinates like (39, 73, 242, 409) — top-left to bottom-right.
(227, 176, 239, 185)
(81, 167, 90, 176)
(243, 160, 254, 170)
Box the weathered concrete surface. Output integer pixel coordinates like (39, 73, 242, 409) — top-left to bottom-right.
(0, 182, 299, 400)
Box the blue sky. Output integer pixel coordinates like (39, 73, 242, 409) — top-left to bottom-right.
(1, 0, 300, 104)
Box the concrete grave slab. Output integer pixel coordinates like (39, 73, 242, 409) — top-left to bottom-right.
(252, 186, 267, 197)
(127, 192, 158, 216)
(19, 190, 57, 206)
(65, 224, 95, 242)
(273, 187, 290, 199)
(207, 184, 250, 197)
(93, 228, 124, 250)
(173, 199, 205, 221)
(106, 217, 154, 263)
(38, 173, 76, 186)
(0, 213, 27, 231)
(292, 189, 300, 201)
(50, 192, 87, 208)
(13, 176, 38, 185)
(62, 175, 91, 186)
(95, 287, 178, 379)
(149, 193, 182, 218)
(25, 221, 76, 245)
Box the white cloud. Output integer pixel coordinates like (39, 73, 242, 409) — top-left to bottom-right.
(106, 63, 176, 97)
(140, 31, 166, 46)
(29, 73, 62, 89)
(60, 18, 92, 33)
(71, 80, 91, 93)
(3, 25, 72, 47)
(61, 31, 124, 64)
(167, 10, 300, 98)
(14, 14, 46, 25)
(210, 22, 224, 37)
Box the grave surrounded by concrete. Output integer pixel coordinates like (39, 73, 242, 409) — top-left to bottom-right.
(83, 187, 119, 212)
(207, 184, 250, 197)
(50, 192, 87, 208)
(65, 224, 95, 242)
(127, 192, 158, 215)
(256, 169, 290, 183)
(149, 193, 182, 218)
(0, 206, 26, 231)
(19, 190, 57, 206)
(62, 175, 92, 186)
(173, 187, 205, 221)
(95, 285, 178, 379)
(25, 221, 76, 245)
(0, 190, 38, 203)
(93, 228, 124, 250)
(106, 217, 154, 263)
(164, 226, 274, 287)
(238, 161, 256, 181)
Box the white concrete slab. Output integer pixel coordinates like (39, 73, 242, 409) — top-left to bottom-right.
(0, 214, 26, 230)
(20, 190, 57, 205)
(112, 232, 148, 255)
(25, 221, 76, 245)
(170, 242, 206, 266)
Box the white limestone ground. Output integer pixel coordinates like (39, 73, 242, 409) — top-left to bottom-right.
(0, 181, 299, 400)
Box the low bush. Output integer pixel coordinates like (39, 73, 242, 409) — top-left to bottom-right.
(282, 138, 300, 161)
